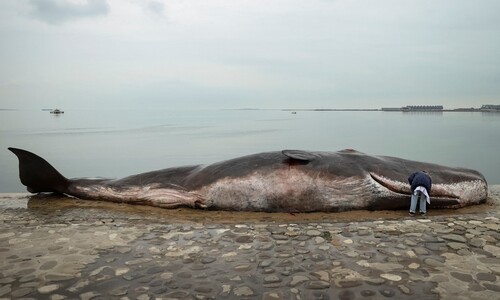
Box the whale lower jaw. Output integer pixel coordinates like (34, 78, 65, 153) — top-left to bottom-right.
(369, 172, 487, 208)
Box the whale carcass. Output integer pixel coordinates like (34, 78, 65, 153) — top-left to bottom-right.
(9, 148, 488, 212)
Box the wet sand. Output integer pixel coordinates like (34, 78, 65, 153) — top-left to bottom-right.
(1, 185, 499, 224)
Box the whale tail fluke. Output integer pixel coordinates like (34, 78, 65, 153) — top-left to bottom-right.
(8, 147, 70, 194)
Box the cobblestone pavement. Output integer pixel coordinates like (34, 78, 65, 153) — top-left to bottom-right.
(0, 187, 499, 300)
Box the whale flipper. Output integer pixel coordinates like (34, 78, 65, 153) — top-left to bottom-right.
(8, 147, 69, 194)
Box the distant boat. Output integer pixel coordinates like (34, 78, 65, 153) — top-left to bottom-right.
(291, 111, 297, 114)
(50, 109, 64, 114)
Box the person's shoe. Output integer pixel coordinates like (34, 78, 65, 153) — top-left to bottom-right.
(420, 212, 426, 216)
(409, 212, 415, 216)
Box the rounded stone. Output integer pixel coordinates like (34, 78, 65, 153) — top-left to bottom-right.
(345, 251, 359, 258)
(234, 264, 252, 272)
(239, 244, 253, 250)
(38, 284, 59, 294)
(233, 286, 254, 297)
(424, 258, 444, 267)
(148, 246, 162, 255)
(483, 283, 500, 292)
(235, 235, 253, 243)
(40, 261, 58, 270)
(289, 275, 310, 286)
(201, 257, 216, 264)
(296, 249, 309, 255)
(457, 249, 472, 256)
(311, 271, 329, 282)
(483, 245, 500, 258)
(380, 274, 402, 282)
(306, 281, 330, 289)
(109, 285, 129, 296)
(262, 291, 283, 300)
(469, 283, 485, 292)
(338, 280, 362, 288)
(0, 277, 15, 284)
(272, 235, 288, 240)
(398, 284, 411, 294)
(469, 238, 486, 248)
(314, 237, 326, 244)
(468, 220, 483, 225)
(408, 263, 420, 269)
(137, 294, 150, 300)
(425, 242, 447, 251)
(448, 242, 468, 250)
(19, 274, 37, 283)
(306, 230, 322, 236)
(16, 268, 36, 276)
(442, 234, 467, 243)
(182, 257, 195, 264)
(11, 287, 33, 298)
(476, 272, 496, 282)
(259, 260, 273, 268)
(414, 247, 429, 255)
(50, 294, 67, 300)
(165, 291, 190, 298)
(257, 243, 274, 250)
(115, 268, 129, 276)
(358, 229, 371, 236)
(450, 272, 473, 282)
(379, 288, 396, 297)
(311, 254, 326, 262)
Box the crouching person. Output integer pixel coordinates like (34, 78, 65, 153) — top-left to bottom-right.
(408, 171, 432, 216)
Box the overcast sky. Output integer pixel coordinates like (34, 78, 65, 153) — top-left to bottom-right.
(1, 0, 499, 109)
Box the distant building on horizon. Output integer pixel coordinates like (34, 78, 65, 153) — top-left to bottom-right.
(381, 104, 500, 112)
(403, 105, 443, 111)
(381, 105, 444, 111)
(481, 104, 500, 111)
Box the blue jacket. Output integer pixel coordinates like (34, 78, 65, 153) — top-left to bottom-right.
(408, 171, 432, 193)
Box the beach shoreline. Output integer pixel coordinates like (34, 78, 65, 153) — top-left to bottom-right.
(1, 186, 499, 299)
(1, 185, 498, 223)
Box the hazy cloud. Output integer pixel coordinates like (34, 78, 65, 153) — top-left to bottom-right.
(146, 0, 165, 16)
(1, 0, 499, 109)
(28, 0, 110, 25)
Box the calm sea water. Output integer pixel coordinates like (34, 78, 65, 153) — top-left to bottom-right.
(1, 108, 499, 192)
